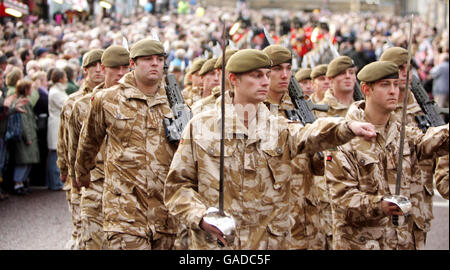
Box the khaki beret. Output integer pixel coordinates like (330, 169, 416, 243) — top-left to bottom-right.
(295, 68, 312, 82)
(379, 47, 408, 67)
(130, 39, 165, 59)
(215, 49, 238, 69)
(184, 72, 191, 86)
(262, 45, 292, 66)
(82, 49, 104, 68)
(199, 58, 218, 76)
(326, 56, 355, 78)
(226, 49, 272, 74)
(357, 61, 399, 83)
(311, 64, 328, 79)
(189, 58, 207, 75)
(101, 45, 130, 67)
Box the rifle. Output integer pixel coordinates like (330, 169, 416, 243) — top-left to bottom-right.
(263, 28, 326, 160)
(410, 74, 448, 132)
(163, 70, 193, 143)
(262, 28, 328, 124)
(150, 30, 192, 144)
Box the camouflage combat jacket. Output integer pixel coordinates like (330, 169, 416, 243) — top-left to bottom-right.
(182, 85, 192, 102)
(326, 101, 449, 250)
(191, 86, 221, 115)
(75, 71, 179, 237)
(56, 82, 91, 191)
(184, 86, 202, 107)
(164, 91, 356, 250)
(435, 155, 449, 200)
(264, 93, 324, 250)
(68, 82, 106, 182)
(314, 89, 353, 119)
(394, 92, 435, 233)
(309, 92, 324, 104)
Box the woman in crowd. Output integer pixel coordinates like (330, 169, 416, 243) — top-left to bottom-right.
(9, 80, 40, 195)
(47, 68, 68, 191)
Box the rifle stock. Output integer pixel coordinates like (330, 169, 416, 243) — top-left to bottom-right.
(164, 70, 193, 143)
(353, 81, 365, 101)
(410, 74, 446, 131)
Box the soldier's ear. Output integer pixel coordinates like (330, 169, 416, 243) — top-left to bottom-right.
(361, 82, 370, 98)
(229, 72, 238, 87)
(129, 58, 136, 68)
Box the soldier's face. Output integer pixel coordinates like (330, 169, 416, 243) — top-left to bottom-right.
(134, 55, 165, 85)
(191, 72, 203, 87)
(313, 75, 330, 95)
(84, 62, 105, 85)
(398, 63, 412, 91)
(202, 69, 220, 97)
(103, 65, 129, 88)
(367, 78, 400, 112)
(269, 63, 291, 94)
(230, 68, 271, 105)
(331, 67, 356, 93)
(299, 79, 313, 96)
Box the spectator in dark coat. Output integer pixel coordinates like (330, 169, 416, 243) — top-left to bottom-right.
(9, 80, 40, 195)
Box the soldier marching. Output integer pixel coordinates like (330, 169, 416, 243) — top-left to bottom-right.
(42, 15, 449, 251)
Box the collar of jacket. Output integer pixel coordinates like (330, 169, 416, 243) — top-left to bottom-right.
(346, 100, 400, 147)
(323, 88, 353, 110)
(264, 92, 295, 112)
(395, 90, 422, 115)
(118, 71, 169, 108)
(214, 91, 279, 144)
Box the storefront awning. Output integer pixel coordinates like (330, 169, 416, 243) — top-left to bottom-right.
(2, 0, 30, 17)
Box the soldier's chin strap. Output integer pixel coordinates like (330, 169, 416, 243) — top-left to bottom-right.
(391, 14, 414, 226)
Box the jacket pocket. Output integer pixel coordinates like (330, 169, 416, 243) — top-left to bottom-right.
(355, 152, 380, 193)
(104, 182, 137, 223)
(266, 224, 289, 250)
(112, 104, 137, 147)
(263, 146, 292, 190)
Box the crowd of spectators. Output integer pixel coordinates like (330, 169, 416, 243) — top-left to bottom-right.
(0, 1, 448, 200)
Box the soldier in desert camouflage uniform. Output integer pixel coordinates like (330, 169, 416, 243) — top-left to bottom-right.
(435, 155, 449, 200)
(310, 64, 330, 104)
(380, 47, 437, 247)
(183, 58, 206, 107)
(75, 39, 179, 250)
(164, 49, 377, 250)
(191, 49, 238, 115)
(313, 55, 358, 249)
(68, 45, 130, 249)
(262, 45, 325, 250)
(294, 68, 313, 99)
(56, 48, 104, 249)
(325, 61, 449, 250)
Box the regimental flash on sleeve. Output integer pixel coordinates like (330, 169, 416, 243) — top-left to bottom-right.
(326, 155, 332, 162)
(91, 96, 95, 101)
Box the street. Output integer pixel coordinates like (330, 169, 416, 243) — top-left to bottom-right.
(0, 185, 448, 250)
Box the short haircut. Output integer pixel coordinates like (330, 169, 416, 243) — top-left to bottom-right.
(16, 79, 32, 96)
(6, 67, 23, 86)
(51, 68, 66, 84)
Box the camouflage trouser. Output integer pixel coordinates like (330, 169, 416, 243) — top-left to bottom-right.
(290, 199, 326, 250)
(64, 189, 78, 250)
(319, 201, 333, 250)
(105, 232, 177, 250)
(79, 179, 106, 250)
(174, 225, 190, 250)
(70, 188, 82, 250)
(413, 224, 427, 250)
